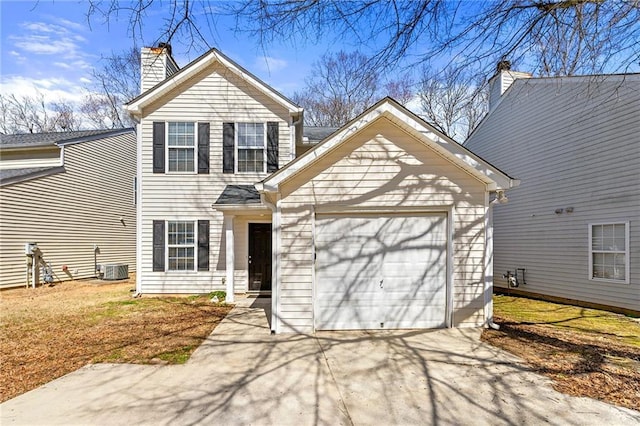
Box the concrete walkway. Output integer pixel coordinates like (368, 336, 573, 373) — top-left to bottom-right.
(1, 297, 639, 425)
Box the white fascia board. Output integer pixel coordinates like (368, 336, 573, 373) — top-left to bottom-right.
(126, 49, 303, 116)
(211, 204, 271, 214)
(380, 104, 516, 190)
(264, 99, 516, 191)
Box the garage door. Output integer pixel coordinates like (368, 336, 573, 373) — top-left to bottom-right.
(315, 213, 448, 330)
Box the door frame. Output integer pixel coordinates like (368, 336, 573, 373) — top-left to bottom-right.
(246, 220, 273, 293)
(312, 206, 453, 331)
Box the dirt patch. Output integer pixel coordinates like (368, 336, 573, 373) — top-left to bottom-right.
(483, 297, 640, 411)
(0, 276, 232, 402)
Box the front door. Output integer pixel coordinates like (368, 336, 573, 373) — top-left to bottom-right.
(248, 223, 272, 292)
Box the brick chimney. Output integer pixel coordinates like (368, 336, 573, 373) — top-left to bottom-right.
(140, 43, 180, 93)
(488, 60, 532, 111)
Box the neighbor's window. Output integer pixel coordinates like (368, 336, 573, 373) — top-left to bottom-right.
(167, 221, 195, 270)
(167, 122, 195, 172)
(237, 123, 265, 173)
(590, 223, 628, 282)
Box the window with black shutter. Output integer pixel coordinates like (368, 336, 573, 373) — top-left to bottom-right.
(267, 122, 279, 172)
(198, 220, 210, 271)
(152, 122, 165, 173)
(198, 122, 210, 174)
(224, 122, 279, 173)
(152, 220, 165, 271)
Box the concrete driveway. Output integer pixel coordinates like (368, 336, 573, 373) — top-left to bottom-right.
(2, 297, 638, 426)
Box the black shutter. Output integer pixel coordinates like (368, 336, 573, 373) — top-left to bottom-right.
(223, 122, 235, 173)
(198, 220, 210, 271)
(198, 122, 210, 174)
(267, 121, 279, 172)
(152, 220, 165, 272)
(152, 122, 165, 173)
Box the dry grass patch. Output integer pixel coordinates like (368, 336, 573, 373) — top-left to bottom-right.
(0, 276, 231, 402)
(483, 295, 640, 411)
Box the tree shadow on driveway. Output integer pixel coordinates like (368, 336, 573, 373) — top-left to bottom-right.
(1, 299, 639, 426)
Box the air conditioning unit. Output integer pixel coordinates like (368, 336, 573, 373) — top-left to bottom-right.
(103, 263, 129, 280)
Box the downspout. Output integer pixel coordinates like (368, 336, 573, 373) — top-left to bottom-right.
(59, 145, 65, 166)
(290, 114, 303, 160)
(485, 190, 509, 330)
(133, 121, 143, 298)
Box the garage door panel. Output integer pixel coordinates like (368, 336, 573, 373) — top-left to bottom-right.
(315, 213, 448, 331)
(316, 301, 382, 331)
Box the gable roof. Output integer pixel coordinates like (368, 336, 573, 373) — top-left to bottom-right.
(126, 48, 303, 117)
(214, 185, 261, 205)
(302, 126, 340, 144)
(259, 97, 518, 193)
(0, 128, 132, 150)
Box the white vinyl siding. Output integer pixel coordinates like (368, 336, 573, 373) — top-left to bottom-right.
(236, 123, 265, 173)
(167, 122, 195, 172)
(465, 75, 640, 312)
(167, 220, 195, 271)
(138, 61, 291, 293)
(0, 147, 60, 170)
(0, 132, 137, 289)
(277, 118, 489, 333)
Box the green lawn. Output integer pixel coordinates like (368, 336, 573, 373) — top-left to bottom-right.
(493, 294, 640, 347)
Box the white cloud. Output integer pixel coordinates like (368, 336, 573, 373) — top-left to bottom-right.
(9, 20, 89, 62)
(12, 35, 80, 55)
(255, 56, 288, 74)
(56, 18, 85, 32)
(54, 62, 72, 69)
(0, 75, 87, 105)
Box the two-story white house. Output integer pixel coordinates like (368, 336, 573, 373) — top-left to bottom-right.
(127, 45, 518, 333)
(465, 69, 639, 315)
(0, 129, 136, 288)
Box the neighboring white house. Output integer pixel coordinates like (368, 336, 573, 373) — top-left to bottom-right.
(0, 129, 137, 289)
(465, 70, 640, 315)
(127, 45, 518, 333)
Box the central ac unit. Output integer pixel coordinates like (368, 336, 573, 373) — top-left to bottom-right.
(103, 264, 129, 280)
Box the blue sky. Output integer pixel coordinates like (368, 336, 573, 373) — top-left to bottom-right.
(0, 0, 336, 104)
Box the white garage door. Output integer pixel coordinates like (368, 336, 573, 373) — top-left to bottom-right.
(315, 213, 448, 330)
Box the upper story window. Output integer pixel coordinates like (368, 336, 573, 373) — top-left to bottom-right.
(153, 121, 209, 175)
(223, 121, 279, 175)
(589, 222, 629, 283)
(237, 123, 265, 173)
(167, 122, 195, 172)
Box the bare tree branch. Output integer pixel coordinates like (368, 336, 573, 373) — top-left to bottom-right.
(80, 47, 141, 128)
(419, 67, 487, 142)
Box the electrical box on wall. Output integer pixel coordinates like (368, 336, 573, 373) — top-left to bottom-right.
(25, 242, 38, 255)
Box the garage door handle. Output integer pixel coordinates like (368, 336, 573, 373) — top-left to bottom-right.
(379, 280, 384, 288)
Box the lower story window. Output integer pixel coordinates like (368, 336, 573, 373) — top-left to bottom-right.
(590, 222, 628, 282)
(168, 221, 195, 271)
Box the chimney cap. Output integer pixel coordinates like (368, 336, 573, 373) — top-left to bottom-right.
(496, 59, 511, 72)
(157, 42, 172, 56)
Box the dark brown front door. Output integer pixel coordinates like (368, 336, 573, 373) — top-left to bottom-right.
(248, 223, 272, 291)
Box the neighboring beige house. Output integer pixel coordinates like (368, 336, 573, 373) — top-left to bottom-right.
(0, 129, 137, 289)
(465, 70, 640, 315)
(127, 45, 517, 333)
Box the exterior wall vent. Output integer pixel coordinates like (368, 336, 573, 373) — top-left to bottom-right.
(102, 264, 129, 280)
